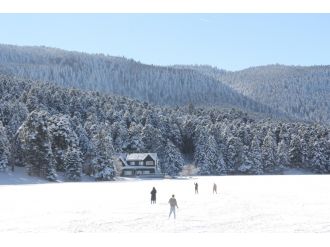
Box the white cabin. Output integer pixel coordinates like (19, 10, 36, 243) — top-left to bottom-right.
(114, 153, 159, 176)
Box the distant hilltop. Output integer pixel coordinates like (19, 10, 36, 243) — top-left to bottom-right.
(0, 44, 330, 123)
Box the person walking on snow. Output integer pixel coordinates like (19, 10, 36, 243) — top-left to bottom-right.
(151, 187, 157, 204)
(194, 182, 199, 194)
(168, 194, 179, 219)
(213, 183, 217, 194)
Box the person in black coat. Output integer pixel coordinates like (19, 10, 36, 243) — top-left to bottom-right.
(213, 183, 217, 194)
(150, 187, 157, 204)
(194, 182, 199, 194)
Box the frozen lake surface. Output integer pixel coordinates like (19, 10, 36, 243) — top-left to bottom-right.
(1, 171, 330, 233)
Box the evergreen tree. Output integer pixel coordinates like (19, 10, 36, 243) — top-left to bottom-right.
(311, 139, 328, 173)
(64, 147, 82, 181)
(250, 135, 263, 174)
(206, 135, 219, 174)
(70, 115, 93, 164)
(127, 122, 144, 152)
(111, 121, 129, 152)
(92, 156, 115, 181)
(45, 149, 57, 181)
(216, 151, 227, 175)
(277, 139, 289, 168)
(239, 145, 254, 174)
(141, 124, 164, 154)
(193, 128, 216, 175)
(48, 114, 79, 171)
(18, 110, 57, 180)
(161, 140, 184, 176)
(0, 121, 9, 171)
(261, 130, 277, 172)
(91, 127, 115, 181)
(226, 136, 243, 173)
(181, 118, 196, 155)
(6, 101, 29, 139)
(289, 134, 302, 167)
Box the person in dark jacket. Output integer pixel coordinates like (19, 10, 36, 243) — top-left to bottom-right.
(194, 182, 199, 194)
(213, 183, 217, 194)
(150, 187, 157, 204)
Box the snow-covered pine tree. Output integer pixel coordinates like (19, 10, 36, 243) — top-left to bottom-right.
(226, 136, 243, 173)
(6, 101, 29, 139)
(48, 114, 79, 171)
(195, 132, 219, 175)
(91, 127, 115, 181)
(311, 139, 328, 173)
(239, 145, 254, 174)
(261, 130, 277, 172)
(206, 135, 220, 175)
(193, 127, 211, 175)
(277, 139, 289, 169)
(250, 135, 263, 174)
(141, 124, 164, 154)
(18, 110, 57, 180)
(289, 134, 302, 167)
(123, 110, 132, 129)
(0, 121, 10, 171)
(70, 115, 93, 160)
(325, 138, 330, 171)
(111, 121, 129, 152)
(298, 127, 311, 166)
(219, 125, 232, 167)
(127, 122, 144, 152)
(238, 124, 253, 146)
(64, 147, 82, 181)
(161, 140, 184, 176)
(181, 118, 196, 155)
(144, 109, 160, 128)
(92, 156, 115, 181)
(216, 150, 227, 175)
(45, 148, 57, 181)
(160, 115, 183, 149)
(306, 133, 318, 167)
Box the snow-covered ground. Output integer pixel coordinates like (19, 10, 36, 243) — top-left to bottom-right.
(1, 169, 330, 233)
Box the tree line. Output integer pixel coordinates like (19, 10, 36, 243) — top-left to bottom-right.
(0, 75, 329, 181)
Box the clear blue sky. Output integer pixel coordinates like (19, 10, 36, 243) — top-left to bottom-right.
(0, 14, 329, 71)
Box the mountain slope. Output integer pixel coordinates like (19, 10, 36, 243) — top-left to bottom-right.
(186, 64, 330, 123)
(0, 44, 279, 118)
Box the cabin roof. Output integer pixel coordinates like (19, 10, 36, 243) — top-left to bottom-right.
(126, 153, 157, 161)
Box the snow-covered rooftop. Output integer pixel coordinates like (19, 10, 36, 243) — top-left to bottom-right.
(126, 153, 157, 161)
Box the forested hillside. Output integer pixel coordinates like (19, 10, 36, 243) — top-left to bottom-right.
(0, 44, 279, 117)
(2, 45, 330, 124)
(186, 64, 330, 123)
(1, 75, 329, 181)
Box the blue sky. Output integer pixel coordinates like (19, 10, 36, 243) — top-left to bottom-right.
(0, 14, 329, 71)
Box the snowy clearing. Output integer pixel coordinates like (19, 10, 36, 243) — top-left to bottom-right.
(1, 172, 330, 233)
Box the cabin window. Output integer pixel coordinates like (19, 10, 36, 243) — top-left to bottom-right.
(146, 161, 154, 166)
(143, 170, 150, 175)
(139, 161, 143, 166)
(124, 170, 133, 176)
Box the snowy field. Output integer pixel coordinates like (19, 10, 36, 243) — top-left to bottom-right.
(1, 169, 330, 234)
